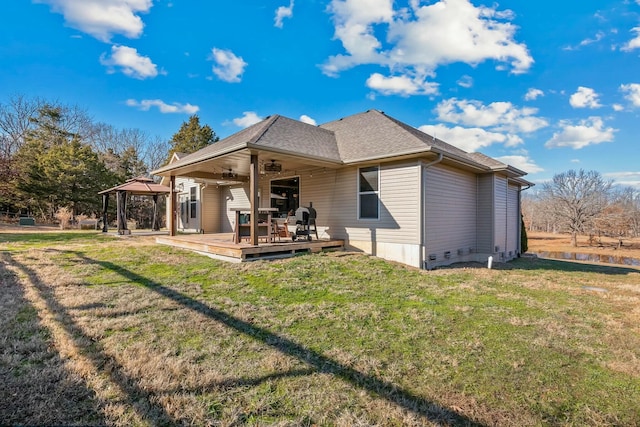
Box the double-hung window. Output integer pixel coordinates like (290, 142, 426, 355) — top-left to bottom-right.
(358, 166, 379, 220)
(189, 186, 197, 219)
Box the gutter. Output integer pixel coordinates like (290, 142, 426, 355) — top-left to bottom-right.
(343, 147, 435, 165)
(420, 153, 444, 270)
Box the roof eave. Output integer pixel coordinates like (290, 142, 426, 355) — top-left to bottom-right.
(151, 142, 249, 176)
(491, 164, 528, 177)
(342, 147, 434, 165)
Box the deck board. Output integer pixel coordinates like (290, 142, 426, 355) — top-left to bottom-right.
(156, 233, 344, 261)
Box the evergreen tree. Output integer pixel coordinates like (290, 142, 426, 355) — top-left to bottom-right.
(520, 213, 528, 254)
(13, 105, 117, 219)
(166, 115, 218, 163)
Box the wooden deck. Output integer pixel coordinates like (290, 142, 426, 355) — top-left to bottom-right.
(156, 233, 344, 262)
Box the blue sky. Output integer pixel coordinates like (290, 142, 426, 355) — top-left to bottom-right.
(2, 0, 640, 188)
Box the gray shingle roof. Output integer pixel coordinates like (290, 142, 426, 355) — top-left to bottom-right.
(320, 110, 502, 170)
(251, 115, 340, 161)
(152, 109, 527, 178)
(154, 115, 341, 174)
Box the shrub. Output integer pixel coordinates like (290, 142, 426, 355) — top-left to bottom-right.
(521, 213, 528, 253)
(54, 207, 73, 230)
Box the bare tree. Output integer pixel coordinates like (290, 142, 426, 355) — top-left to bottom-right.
(541, 169, 612, 247)
(145, 136, 171, 173)
(0, 94, 44, 158)
(89, 123, 168, 176)
(595, 186, 640, 244)
(522, 192, 557, 233)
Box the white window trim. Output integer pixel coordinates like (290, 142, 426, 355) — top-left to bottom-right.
(189, 186, 198, 219)
(357, 165, 380, 221)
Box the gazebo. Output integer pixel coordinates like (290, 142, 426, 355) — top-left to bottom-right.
(98, 176, 171, 234)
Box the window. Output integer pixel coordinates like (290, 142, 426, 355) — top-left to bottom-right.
(358, 166, 379, 219)
(270, 177, 299, 217)
(189, 186, 197, 219)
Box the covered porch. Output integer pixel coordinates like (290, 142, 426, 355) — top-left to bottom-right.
(156, 233, 344, 262)
(152, 115, 344, 248)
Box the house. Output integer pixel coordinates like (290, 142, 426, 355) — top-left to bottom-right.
(152, 110, 532, 269)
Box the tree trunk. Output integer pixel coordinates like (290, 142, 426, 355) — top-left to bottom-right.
(571, 231, 578, 247)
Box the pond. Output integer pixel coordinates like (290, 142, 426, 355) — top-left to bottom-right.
(535, 251, 640, 267)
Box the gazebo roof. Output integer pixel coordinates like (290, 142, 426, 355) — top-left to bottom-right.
(99, 176, 171, 196)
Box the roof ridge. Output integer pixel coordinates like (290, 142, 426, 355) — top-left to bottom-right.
(248, 114, 280, 145)
(370, 110, 431, 148)
(380, 112, 483, 161)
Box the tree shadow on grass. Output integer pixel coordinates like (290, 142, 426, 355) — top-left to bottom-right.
(511, 256, 640, 275)
(71, 250, 486, 426)
(0, 255, 105, 426)
(438, 256, 639, 276)
(2, 252, 176, 426)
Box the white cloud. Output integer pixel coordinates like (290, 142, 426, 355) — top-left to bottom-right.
(274, 0, 294, 28)
(579, 31, 605, 47)
(569, 86, 602, 108)
(604, 172, 640, 189)
(620, 83, 640, 107)
(612, 103, 625, 112)
(210, 48, 247, 83)
(366, 72, 439, 96)
(564, 31, 605, 51)
(233, 112, 262, 128)
(323, 0, 532, 78)
(622, 27, 640, 51)
(524, 88, 544, 101)
(300, 115, 317, 126)
(545, 117, 616, 149)
(418, 123, 522, 152)
(322, 0, 394, 76)
(36, 0, 152, 42)
(494, 155, 544, 174)
(435, 98, 548, 133)
(457, 75, 473, 88)
(100, 45, 160, 79)
(125, 99, 199, 114)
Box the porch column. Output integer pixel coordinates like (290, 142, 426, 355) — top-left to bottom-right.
(250, 153, 259, 245)
(116, 190, 128, 234)
(152, 194, 159, 231)
(101, 193, 109, 233)
(169, 176, 177, 236)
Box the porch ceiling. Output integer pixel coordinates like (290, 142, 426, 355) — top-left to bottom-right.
(165, 148, 342, 181)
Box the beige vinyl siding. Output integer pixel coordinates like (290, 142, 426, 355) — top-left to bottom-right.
(424, 164, 477, 260)
(377, 162, 421, 244)
(507, 183, 520, 257)
(259, 180, 271, 210)
(298, 170, 341, 236)
(221, 184, 250, 233)
(302, 162, 421, 245)
(166, 177, 191, 230)
(494, 175, 508, 254)
(476, 174, 494, 254)
(201, 185, 221, 233)
(302, 167, 357, 240)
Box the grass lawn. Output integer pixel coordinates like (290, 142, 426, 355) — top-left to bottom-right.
(1, 232, 639, 426)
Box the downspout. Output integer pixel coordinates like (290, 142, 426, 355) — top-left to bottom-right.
(199, 182, 208, 233)
(505, 178, 508, 260)
(420, 152, 444, 269)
